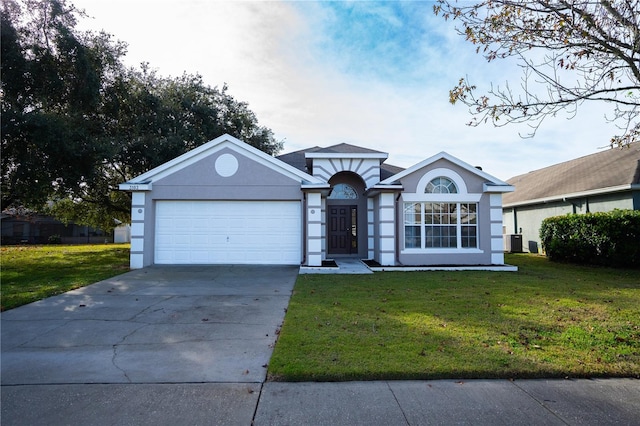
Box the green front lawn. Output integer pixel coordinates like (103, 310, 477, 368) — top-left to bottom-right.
(1, 244, 130, 311)
(269, 254, 640, 381)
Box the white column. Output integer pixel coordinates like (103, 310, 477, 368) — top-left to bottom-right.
(130, 192, 146, 269)
(489, 194, 505, 264)
(367, 198, 375, 259)
(378, 192, 396, 266)
(306, 192, 323, 266)
(321, 197, 327, 260)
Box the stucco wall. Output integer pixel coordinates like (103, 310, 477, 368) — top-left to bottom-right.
(135, 147, 305, 267)
(152, 147, 302, 200)
(588, 192, 634, 212)
(399, 158, 486, 193)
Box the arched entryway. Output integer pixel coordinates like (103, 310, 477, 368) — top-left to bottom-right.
(327, 172, 367, 257)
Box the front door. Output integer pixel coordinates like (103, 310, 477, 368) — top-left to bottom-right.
(328, 205, 357, 255)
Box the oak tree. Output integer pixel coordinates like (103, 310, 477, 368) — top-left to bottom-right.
(1, 0, 282, 230)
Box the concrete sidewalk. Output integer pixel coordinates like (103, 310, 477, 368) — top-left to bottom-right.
(2, 378, 638, 425)
(255, 378, 640, 425)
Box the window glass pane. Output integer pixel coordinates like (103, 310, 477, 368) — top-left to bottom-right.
(425, 226, 438, 247)
(425, 177, 458, 194)
(404, 203, 421, 224)
(425, 224, 457, 247)
(328, 183, 358, 199)
(460, 205, 468, 224)
(442, 226, 456, 248)
(448, 203, 457, 224)
(461, 226, 477, 248)
(412, 202, 476, 250)
(468, 203, 477, 224)
(460, 203, 477, 225)
(405, 226, 421, 248)
(423, 203, 433, 224)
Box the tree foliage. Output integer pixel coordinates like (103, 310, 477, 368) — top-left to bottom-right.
(434, 0, 640, 146)
(1, 0, 282, 230)
(1, 0, 114, 209)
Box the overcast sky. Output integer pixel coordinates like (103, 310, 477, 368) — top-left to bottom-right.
(73, 0, 617, 180)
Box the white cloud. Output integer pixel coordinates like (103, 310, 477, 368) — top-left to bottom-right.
(74, 0, 616, 181)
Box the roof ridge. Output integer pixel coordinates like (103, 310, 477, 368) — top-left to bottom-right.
(316, 142, 387, 154)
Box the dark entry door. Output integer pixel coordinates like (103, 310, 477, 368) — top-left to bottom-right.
(328, 205, 357, 255)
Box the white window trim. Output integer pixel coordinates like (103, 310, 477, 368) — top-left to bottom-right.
(402, 193, 482, 202)
(402, 248, 484, 255)
(416, 168, 468, 194)
(402, 201, 482, 254)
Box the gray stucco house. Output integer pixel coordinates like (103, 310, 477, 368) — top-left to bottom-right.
(119, 134, 514, 269)
(503, 142, 640, 253)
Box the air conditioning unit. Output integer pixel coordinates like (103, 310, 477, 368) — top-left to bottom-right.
(504, 234, 523, 253)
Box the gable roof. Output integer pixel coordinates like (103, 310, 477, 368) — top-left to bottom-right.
(379, 151, 513, 192)
(503, 142, 640, 206)
(120, 134, 324, 190)
(312, 143, 387, 155)
(277, 144, 403, 178)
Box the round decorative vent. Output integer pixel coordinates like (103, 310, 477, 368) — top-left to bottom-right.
(215, 153, 239, 177)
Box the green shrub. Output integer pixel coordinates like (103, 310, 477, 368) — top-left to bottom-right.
(540, 210, 640, 267)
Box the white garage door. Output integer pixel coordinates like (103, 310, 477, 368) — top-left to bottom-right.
(155, 201, 301, 265)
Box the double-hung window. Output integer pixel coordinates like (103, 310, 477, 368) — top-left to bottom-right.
(403, 177, 478, 250)
(404, 202, 422, 248)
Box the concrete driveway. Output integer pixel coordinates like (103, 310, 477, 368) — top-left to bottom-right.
(2, 265, 296, 384)
(2, 265, 297, 425)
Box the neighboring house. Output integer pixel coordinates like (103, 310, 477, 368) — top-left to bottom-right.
(0, 212, 111, 244)
(502, 142, 640, 253)
(119, 134, 514, 269)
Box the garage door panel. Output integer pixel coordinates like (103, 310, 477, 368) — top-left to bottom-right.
(155, 201, 301, 265)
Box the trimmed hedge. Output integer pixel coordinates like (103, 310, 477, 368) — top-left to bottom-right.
(540, 210, 640, 267)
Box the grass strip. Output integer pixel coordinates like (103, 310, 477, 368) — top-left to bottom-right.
(269, 254, 640, 381)
(1, 244, 130, 311)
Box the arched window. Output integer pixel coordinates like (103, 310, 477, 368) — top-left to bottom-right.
(328, 183, 358, 199)
(426, 177, 458, 194)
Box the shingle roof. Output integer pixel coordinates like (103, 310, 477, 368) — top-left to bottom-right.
(380, 163, 405, 180)
(276, 144, 403, 176)
(312, 143, 387, 155)
(503, 142, 640, 205)
(275, 147, 320, 173)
